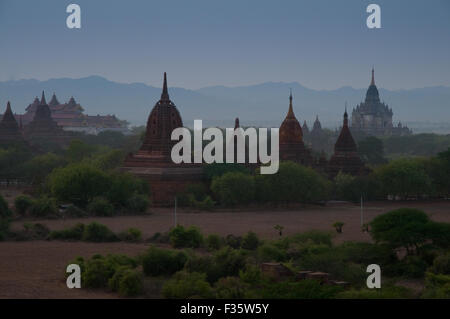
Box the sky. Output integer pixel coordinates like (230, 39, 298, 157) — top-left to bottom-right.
(0, 0, 449, 90)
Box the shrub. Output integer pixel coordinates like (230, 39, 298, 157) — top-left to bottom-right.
(257, 243, 288, 262)
(206, 234, 223, 251)
(430, 252, 450, 275)
(241, 231, 260, 250)
(169, 225, 203, 248)
(82, 222, 118, 242)
(215, 277, 249, 299)
(385, 255, 428, 278)
(22, 223, 50, 240)
(225, 234, 242, 249)
(14, 195, 34, 216)
(0, 217, 10, 241)
(0, 194, 12, 219)
(337, 242, 395, 266)
(125, 194, 149, 214)
(333, 222, 344, 233)
(337, 285, 413, 299)
(260, 279, 341, 299)
(162, 271, 213, 299)
(87, 197, 114, 217)
(49, 223, 85, 241)
(142, 246, 187, 276)
(421, 272, 450, 298)
(29, 196, 58, 218)
(281, 230, 333, 248)
(109, 266, 143, 297)
(211, 172, 255, 206)
(64, 205, 88, 218)
(194, 196, 215, 211)
(118, 228, 142, 243)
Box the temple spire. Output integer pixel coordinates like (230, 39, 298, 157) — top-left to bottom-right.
(6, 101, 12, 113)
(343, 103, 349, 127)
(287, 89, 295, 118)
(161, 72, 169, 100)
(371, 67, 375, 86)
(234, 117, 240, 129)
(40, 91, 47, 105)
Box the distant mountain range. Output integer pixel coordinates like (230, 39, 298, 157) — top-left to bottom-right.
(1, 76, 450, 132)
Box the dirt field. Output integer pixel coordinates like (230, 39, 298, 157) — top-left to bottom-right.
(1, 200, 450, 298)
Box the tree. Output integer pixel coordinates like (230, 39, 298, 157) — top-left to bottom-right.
(48, 163, 110, 208)
(358, 136, 387, 165)
(211, 171, 255, 206)
(370, 208, 443, 255)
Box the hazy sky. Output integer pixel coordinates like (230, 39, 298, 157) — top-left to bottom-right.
(0, 0, 449, 90)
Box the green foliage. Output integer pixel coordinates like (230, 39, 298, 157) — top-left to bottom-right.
(0, 217, 10, 241)
(48, 163, 110, 208)
(0, 194, 12, 219)
(22, 153, 66, 185)
(374, 158, 431, 198)
(49, 223, 85, 241)
(63, 204, 88, 218)
(257, 243, 288, 262)
(82, 222, 118, 242)
(241, 231, 260, 250)
(109, 267, 143, 297)
(169, 225, 203, 248)
(225, 234, 242, 249)
(206, 234, 223, 251)
(358, 136, 387, 165)
(281, 230, 333, 248)
(204, 163, 251, 179)
(29, 196, 58, 218)
(14, 195, 34, 216)
(430, 252, 450, 275)
(383, 134, 450, 158)
(18, 223, 50, 240)
(421, 272, 450, 298)
(215, 277, 249, 299)
(87, 197, 114, 217)
(125, 194, 150, 214)
(142, 246, 187, 276)
(254, 162, 330, 204)
(259, 279, 342, 299)
(118, 228, 142, 243)
(370, 208, 440, 254)
(162, 271, 213, 299)
(337, 285, 412, 299)
(211, 172, 255, 206)
(332, 221, 344, 233)
(105, 172, 149, 209)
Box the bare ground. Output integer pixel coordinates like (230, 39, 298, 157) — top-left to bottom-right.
(1, 200, 449, 298)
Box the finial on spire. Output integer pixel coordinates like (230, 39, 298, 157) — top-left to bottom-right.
(371, 66, 375, 86)
(161, 72, 169, 100)
(234, 117, 240, 129)
(287, 90, 295, 118)
(6, 101, 11, 112)
(343, 103, 349, 126)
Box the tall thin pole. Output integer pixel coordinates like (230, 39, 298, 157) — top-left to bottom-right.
(174, 196, 177, 227)
(360, 194, 364, 227)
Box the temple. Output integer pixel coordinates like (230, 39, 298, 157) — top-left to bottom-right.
(15, 93, 128, 135)
(327, 108, 367, 178)
(0, 101, 26, 146)
(22, 91, 74, 147)
(122, 73, 204, 205)
(278, 91, 313, 166)
(351, 68, 411, 136)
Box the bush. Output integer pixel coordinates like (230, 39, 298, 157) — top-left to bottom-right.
(337, 285, 412, 299)
(215, 277, 249, 299)
(169, 225, 203, 248)
(87, 197, 114, 217)
(257, 243, 288, 262)
(241, 231, 260, 250)
(206, 234, 223, 251)
(64, 205, 88, 218)
(22, 223, 50, 240)
(49, 223, 85, 241)
(14, 195, 34, 216)
(225, 234, 242, 249)
(0, 194, 12, 219)
(142, 246, 187, 276)
(260, 279, 341, 299)
(430, 252, 450, 275)
(118, 228, 142, 243)
(0, 217, 10, 241)
(82, 222, 118, 242)
(281, 230, 333, 248)
(29, 196, 58, 218)
(125, 194, 149, 214)
(211, 172, 255, 206)
(385, 255, 428, 278)
(109, 266, 143, 297)
(333, 222, 344, 233)
(162, 271, 213, 299)
(421, 272, 450, 298)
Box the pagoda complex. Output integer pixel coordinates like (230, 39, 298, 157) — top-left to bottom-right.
(278, 92, 313, 166)
(327, 108, 367, 178)
(0, 101, 26, 146)
(23, 92, 73, 147)
(122, 73, 204, 205)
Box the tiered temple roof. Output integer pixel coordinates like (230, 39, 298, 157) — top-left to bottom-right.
(0, 101, 25, 145)
(278, 92, 313, 165)
(123, 73, 203, 205)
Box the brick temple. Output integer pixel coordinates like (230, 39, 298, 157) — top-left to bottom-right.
(122, 73, 204, 205)
(0, 101, 26, 146)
